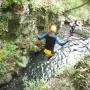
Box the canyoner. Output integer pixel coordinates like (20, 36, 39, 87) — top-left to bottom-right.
(35, 25, 73, 60)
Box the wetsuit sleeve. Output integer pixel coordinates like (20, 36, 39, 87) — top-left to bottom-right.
(56, 37, 68, 46)
(38, 33, 47, 40)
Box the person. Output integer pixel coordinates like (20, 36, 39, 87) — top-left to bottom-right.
(66, 15, 77, 36)
(69, 20, 77, 36)
(36, 25, 69, 59)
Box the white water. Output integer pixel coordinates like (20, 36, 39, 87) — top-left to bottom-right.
(36, 36, 90, 81)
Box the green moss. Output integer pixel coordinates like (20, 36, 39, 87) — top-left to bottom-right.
(3, 12, 12, 20)
(73, 56, 90, 90)
(0, 41, 17, 79)
(28, 0, 90, 19)
(1, 0, 22, 9)
(23, 77, 48, 90)
(56, 55, 90, 90)
(0, 12, 12, 31)
(0, 41, 17, 61)
(0, 20, 7, 31)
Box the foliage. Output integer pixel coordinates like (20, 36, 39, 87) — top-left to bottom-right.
(28, 0, 38, 13)
(0, 41, 17, 78)
(56, 66, 76, 78)
(1, 0, 22, 9)
(0, 20, 7, 32)
(0, 0, 90, 86)
(57, 55, 90, 90)
(28, 0, 90, 19)
(23, 76, 48, 90)
(0, 12, 13, 32)
(3, 12, 12, 20)
(0, 41, 17, 61)
(71, 55, 90, 90)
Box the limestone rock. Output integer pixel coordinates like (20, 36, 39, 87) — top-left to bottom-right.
(16, 56, 28, 68)
(74, 28, 90, 38)
(0, 73, 12, 85)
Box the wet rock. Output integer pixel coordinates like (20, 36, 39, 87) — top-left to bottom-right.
(74, 28, 90, 38)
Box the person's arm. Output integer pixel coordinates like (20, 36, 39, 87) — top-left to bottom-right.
(38, 33, 47, 40)
(56, 37, 68, 46)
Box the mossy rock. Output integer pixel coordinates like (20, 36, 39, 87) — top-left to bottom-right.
(0, 73, 12, 85)
(16, 56, 28, 68)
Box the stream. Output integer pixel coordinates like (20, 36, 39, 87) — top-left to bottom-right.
(0, 34, 90, 90)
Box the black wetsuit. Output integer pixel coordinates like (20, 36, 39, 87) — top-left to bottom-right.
(38, 33, 68, 57)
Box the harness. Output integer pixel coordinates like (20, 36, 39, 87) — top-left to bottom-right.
(44, 49, 54, 56)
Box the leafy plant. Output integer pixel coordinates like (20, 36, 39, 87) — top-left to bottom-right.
(0, 41, 17, 61)
(56, 55, 90, 90)
(71, 55, 90, 90)
(72, 69, 86, 90)
(23, 76, 48, 90)
(1, 0, 22, 9)
(0, 20, 7, 32)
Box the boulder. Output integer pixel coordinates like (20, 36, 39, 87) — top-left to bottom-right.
(74, 27, 90, 38)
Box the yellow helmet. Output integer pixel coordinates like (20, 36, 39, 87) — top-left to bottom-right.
(49, 25, 57, 33)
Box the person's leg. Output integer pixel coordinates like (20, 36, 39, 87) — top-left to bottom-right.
(34, 51, 41, 56)
(47, 51, 55, 60)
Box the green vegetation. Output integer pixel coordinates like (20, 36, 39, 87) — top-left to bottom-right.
(56, 55, 90, 90)
(72, 55, 90, 90)
(28, 0, 90, 18)
(1, 0, 22, 9)
(1, 0, 90, 31)
(0, 20, 7, 32)
(23, 77, 48, 90)
(0, 41, 17, 78)
(0, 0, 23, 32)
(0, 0, 90, 86)
(0, 41, 17, 61)
(1, 0, 90, 32)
